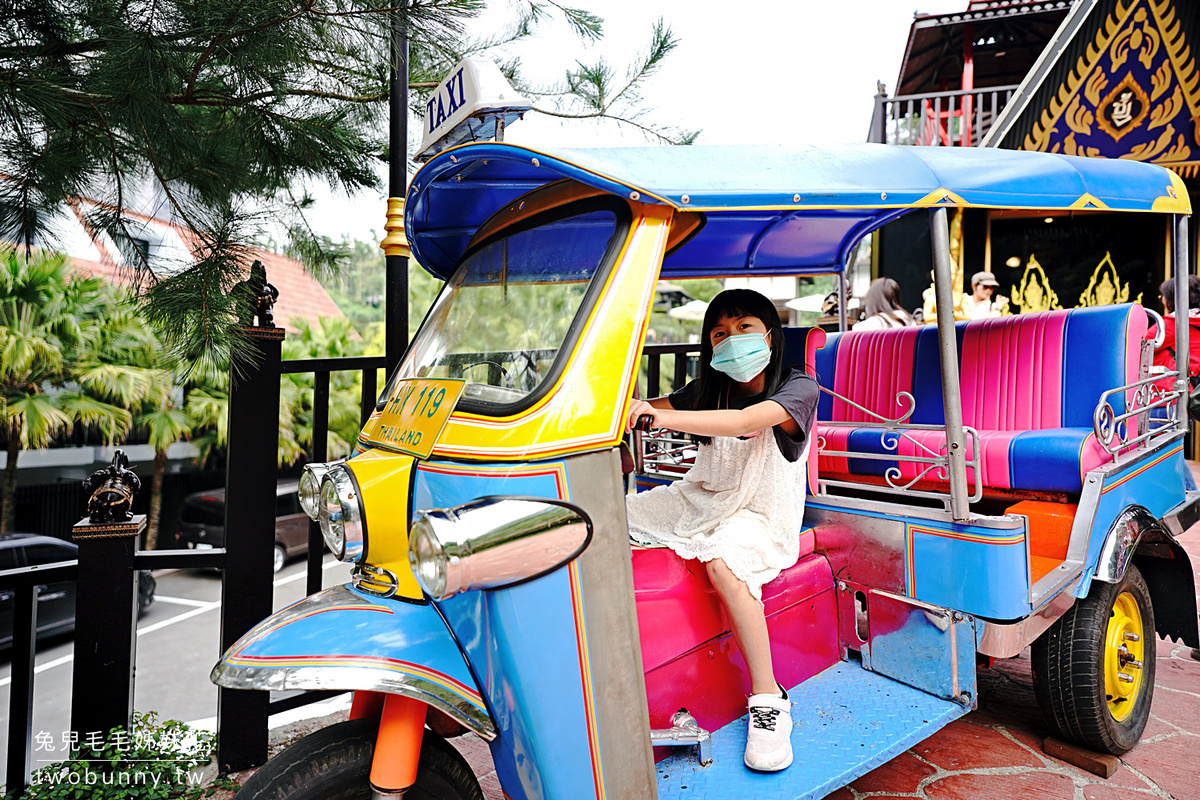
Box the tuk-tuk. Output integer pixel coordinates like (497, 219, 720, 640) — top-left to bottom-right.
(213, 142, 1200, 800)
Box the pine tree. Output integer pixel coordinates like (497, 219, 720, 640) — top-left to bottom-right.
(0, 1, 693, 368)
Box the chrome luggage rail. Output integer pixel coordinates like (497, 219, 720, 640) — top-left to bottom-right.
(816, 387, 983, 510)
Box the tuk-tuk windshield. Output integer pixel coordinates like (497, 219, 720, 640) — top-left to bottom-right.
(396, 201, 627, 414)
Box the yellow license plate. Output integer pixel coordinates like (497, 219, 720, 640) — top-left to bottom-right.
(370, 378, 465, 459)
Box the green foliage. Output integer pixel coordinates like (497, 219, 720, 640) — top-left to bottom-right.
(0, 0, 695, 372)
(0, 250, 137, 531)
(322, 235, 440, 341)
(6, 712, 233, 800)
(281, 316, 375, 463)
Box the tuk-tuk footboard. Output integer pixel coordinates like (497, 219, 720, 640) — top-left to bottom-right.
(211, 584, 496, 739)
(654, 661, 970, 799)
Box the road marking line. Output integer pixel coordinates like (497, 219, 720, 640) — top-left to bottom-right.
(154, 595, 217, 608)
(272, 559, 345, 588)
(134, 601, 222, 636)
(0, 563, 349, 686)
(185, 691, 353, 733)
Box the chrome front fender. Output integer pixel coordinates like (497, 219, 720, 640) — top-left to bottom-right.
(1095, 505, 1167, 584)
(210, 584, 496, 740)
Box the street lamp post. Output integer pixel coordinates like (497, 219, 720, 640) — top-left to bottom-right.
(382, 12, 410, 380)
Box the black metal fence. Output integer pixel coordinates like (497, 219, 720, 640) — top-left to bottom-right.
(0, 340, 387, 796)
(12, 471, 226, 547)
(3, 338, 694, 795)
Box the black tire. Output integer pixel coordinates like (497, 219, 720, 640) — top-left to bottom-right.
(1032, 564, 1156, 755)
(233, 717, 485, 800)
(138, 570, 157, 616)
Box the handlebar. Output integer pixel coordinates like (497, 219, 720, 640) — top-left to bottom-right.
(1145, 307, 1166, 349)
(634, 414, 655, 433)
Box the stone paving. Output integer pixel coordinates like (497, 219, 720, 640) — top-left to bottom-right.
(447, 525, 1200, 800)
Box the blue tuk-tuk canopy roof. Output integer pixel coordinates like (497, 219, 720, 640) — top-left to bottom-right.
(405, 142, 1190, 280)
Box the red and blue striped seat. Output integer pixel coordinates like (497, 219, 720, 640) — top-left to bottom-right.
(810, 305, 1147, 495)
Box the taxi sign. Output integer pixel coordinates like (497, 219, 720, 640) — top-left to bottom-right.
(416, 58, 532, 161)
(371, 378, 465, 459)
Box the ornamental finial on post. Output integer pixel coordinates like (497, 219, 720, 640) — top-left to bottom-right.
(381, 197, 411, 258)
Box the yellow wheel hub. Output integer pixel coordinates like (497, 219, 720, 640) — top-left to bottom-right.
(1104, 590, 1145, 722)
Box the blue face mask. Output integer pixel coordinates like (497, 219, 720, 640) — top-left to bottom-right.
(710, 332, 771, 384)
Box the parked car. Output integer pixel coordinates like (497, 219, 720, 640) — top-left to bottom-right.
(0, 533, 156, 649)
(175, 480, 308, 573)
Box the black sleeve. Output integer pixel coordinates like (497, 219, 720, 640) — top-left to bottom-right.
(768, 369, 820, 462)
(667, 379, 700, 411)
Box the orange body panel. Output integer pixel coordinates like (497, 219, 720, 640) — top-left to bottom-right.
(1010, 499, 1077, 583)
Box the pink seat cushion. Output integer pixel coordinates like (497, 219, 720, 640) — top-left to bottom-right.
(632, 528, 817, 674)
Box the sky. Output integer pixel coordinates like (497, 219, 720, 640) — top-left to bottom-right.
(307, 1, 965, 244)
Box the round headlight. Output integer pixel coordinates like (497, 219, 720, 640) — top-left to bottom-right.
(408, 517, 447, 599)
(298, 469, 322, 520)
(318, 477, 345, 558)
(316, 466, 366, 563)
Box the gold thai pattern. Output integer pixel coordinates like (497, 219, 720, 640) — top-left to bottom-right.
(1078, 252, 1140, 307)
(1010, 255, 1064, 313)
(1021, 0, 1200, 177)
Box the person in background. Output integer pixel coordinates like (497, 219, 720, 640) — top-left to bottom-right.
(853, 278, 915, 330)
(1150, 275, 1200, 664)
(1149, 275, 1200, 388)
(960, 271, 1007, 319)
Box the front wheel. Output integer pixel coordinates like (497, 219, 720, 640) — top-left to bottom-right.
(1032, 565, 1156, 754)
(233, 717, 484, 800)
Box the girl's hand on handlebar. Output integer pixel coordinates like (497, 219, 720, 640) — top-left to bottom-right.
(627, 399, 665, 433)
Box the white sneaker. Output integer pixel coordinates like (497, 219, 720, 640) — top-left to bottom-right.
(744, 690, 793, 771)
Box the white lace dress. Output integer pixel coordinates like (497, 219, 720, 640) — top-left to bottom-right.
(626, 429, 809, 601)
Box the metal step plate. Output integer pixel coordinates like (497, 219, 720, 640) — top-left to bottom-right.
(654, 660, 969, 800)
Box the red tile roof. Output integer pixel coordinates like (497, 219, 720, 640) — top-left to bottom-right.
(65, 208, 347, 334)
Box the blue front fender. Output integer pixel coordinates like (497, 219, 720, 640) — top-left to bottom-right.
(210, 584, 496, 739)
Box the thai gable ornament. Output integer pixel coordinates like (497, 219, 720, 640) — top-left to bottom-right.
(1022, 0, 1200, 177)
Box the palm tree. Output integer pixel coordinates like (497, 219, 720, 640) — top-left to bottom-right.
(74, 291, 194, 549)
(137, 375, 193, 550)
(283, 317, 370, 464)
(0, 251, 132, 532)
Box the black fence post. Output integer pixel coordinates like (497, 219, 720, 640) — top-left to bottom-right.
(69, 513, 144, 745)
(217, 328, 283, 773)
(7, 583, 37, 795)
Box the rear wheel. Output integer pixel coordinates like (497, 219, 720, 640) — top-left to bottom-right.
(272, 544, 286, 574)
(1032, 565, 1156, 754)
(233, 717, 484, 800)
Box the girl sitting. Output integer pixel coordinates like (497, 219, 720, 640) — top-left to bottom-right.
(625, 288, 819, 772)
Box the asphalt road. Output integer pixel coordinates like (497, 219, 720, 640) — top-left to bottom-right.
(0, 555, 355, 787)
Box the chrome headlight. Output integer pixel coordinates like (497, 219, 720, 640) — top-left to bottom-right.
(317, 465, 366, 563)
(299, 460, 342, 520)
(408, 517, 447, 599)
(408, 497, 591, 601)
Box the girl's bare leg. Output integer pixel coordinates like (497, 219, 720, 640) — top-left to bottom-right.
(706, 558, 778, 695)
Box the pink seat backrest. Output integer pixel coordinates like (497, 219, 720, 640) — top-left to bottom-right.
(830, 327, 921, 423)
(959, 310, 1069, 431)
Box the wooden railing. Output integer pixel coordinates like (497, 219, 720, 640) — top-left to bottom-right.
(867, 85, 1020, 147)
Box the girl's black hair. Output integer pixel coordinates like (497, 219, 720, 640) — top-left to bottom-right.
(690, 288, 786, 445)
